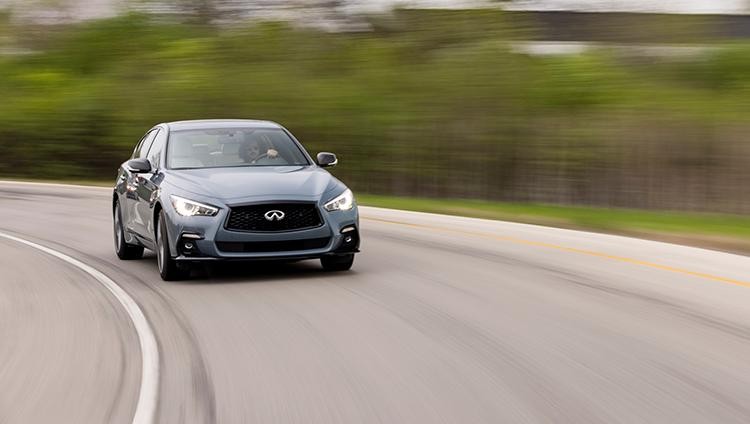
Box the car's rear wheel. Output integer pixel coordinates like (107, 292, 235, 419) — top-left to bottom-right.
(321, 254, 354, 271)
(114, 201, 144, 260)
(157, 210, 190, 281)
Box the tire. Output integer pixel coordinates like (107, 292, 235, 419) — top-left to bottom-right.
(156, 210, 190, 281)
(320, 254, 354, 271)
(114, 201, 144, 260)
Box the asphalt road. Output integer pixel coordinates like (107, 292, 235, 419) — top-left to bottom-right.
(1, 181, 750, 424)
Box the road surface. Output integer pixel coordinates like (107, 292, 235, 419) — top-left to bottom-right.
(1, 181, 749, 423)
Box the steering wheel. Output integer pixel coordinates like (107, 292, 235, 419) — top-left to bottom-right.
(252, 153, 268, 164)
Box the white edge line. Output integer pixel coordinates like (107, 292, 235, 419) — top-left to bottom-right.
(0, 180, 112, 191)
(0, 232, 158, 424)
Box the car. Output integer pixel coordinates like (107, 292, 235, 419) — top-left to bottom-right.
(112, 119, 359, 280)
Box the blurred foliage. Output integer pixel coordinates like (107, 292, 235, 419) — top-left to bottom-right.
(1, 9, 749, 212)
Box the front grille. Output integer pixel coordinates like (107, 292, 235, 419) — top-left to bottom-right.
(226, 203, 322, 232)
(216, 237, 331, 253)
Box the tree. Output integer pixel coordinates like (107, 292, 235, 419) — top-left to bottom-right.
(131, 0, 360, 27)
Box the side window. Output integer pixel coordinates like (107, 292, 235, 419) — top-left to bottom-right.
(135, 130, 158, 159)
(147, 129, 167, 169)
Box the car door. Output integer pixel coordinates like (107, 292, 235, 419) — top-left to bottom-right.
(134, 128, 168, 243)
(124, 129, 158, 239)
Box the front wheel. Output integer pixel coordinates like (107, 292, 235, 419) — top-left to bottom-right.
(321, 254, 354, 272)
(156, 211, 190, 281)
(114, 201, 144, 260)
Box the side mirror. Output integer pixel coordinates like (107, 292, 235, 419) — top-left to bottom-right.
(126, 158, 152, 173)
(316, 152, 338, 168)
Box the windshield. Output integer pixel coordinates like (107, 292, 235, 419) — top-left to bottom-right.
(167, 128, 311, 169)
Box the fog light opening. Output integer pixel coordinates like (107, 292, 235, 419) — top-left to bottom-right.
(341, 226, 356, 234)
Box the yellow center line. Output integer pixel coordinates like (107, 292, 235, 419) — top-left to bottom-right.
(363, 216, 750, 289)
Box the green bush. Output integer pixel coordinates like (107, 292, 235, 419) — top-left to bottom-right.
(1, 10, 749, 212)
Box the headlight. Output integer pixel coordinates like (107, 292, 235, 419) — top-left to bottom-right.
(324, 189, 354, 212)
(170, 195, 219, 217)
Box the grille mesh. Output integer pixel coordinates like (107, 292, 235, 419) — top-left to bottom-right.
(226, 203, 322, 232)
(216, 237, 331, 253)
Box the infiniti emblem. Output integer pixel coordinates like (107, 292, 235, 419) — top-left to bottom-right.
(264, 210, 285, 221)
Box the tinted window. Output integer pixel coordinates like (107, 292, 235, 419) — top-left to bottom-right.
(135, 130, 158, 159)
(167, 128, 310, 169)
(147, 129, 167, 169)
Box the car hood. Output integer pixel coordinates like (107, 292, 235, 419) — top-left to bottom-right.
(165, 166, 342, 204)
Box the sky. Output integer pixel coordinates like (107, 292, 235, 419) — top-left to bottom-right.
(0, 0, 747, 19)
(503, 0, 748, 13)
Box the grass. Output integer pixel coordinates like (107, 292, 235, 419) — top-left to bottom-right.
(358, 194, 750, 253)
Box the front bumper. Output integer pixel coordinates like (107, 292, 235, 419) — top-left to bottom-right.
(163, 200, 359, 262)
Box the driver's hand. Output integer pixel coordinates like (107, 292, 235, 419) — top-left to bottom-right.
(267, 148, 279, 158)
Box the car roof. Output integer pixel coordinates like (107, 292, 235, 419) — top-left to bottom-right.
(164, 119, 283, 131)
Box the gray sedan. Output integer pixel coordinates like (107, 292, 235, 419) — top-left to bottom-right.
(113, 119, 359, 280)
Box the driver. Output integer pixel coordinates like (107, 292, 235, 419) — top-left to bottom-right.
(239, 137, 279, 164)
